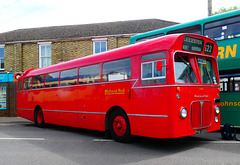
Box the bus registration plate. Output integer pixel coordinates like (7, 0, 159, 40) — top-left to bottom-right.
(196, 129, 207, 134)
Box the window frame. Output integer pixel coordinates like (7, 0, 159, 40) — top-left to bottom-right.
(38, 42, 52, 68)
(141, 60, 166, 81)
(174, 54, 199, 84)
(92, 38, 107, 54)
(0, 45, 5, 70)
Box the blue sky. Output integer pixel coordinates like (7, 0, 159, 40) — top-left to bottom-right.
(0, 0, 239, 33)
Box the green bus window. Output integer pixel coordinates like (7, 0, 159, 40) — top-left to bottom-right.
(167, 25, 201, 35)
(204, 15, 240, 40)
(136, 33, 165, 43)
(233, 77, 240, 92)
(220, 78, 228, 92)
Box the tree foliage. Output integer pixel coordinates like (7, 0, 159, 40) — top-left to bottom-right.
(212, 6, 239, 15)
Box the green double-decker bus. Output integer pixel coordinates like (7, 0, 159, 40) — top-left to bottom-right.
(130, 10, 240, 127)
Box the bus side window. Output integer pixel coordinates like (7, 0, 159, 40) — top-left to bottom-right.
(136, 33, 165, 43)
(45, 72, 59, 88)
(32, 75, 44, 89)
(102, 58, 131, 81)
(233, 77, 240, 92)
(167, 25, 201, 35)
(60, 68, 78, 86)
(79, 64, 101, 84)
(23, 77, 32, 90)
(18, 80, 23, 91)
(204, 15, 240, 40)
(141, 53, 166, 85)
(220, 78, 228, 92)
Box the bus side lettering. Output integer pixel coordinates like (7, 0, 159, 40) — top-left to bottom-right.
(221, 101, 240, 107)
(218, 44, 237, 59)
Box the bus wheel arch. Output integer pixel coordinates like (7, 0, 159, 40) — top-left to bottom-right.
(34, 105, 45, 128)
(105, 106, 131, 142)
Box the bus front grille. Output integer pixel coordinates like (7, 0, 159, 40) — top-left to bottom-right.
(190, 101, 212, 129)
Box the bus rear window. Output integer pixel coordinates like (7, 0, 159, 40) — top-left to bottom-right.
(45, 72, 59, 88)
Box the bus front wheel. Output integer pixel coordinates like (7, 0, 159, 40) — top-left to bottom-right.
(109, 110, 131, 142)
(34, 108, 45, 128)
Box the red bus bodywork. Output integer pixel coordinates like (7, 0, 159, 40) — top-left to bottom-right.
(17, 34, 220, 141)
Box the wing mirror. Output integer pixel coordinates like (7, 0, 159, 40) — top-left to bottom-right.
(156, 61, 163, 71)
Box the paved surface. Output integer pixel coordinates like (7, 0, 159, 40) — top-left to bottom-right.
(0, 117, 31, 123)
(0, 117, 240, 165)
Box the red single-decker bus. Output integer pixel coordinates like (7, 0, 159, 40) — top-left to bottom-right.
(17, 34, 220, 142)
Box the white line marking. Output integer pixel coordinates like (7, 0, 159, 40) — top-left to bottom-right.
(93, 139, 114, 142)
(205, 141, 240, 144)
(0, 138, 45, 141)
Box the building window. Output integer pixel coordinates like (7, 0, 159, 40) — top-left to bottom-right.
(92, 38, 107, 54)
(0, 45, 5, 70)
(38, 42, 51, 68)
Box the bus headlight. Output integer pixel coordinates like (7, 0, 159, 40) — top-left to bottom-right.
(215, 105, 220, 115)
(215, 116, 219, 123)
(180, 108, 188, 119)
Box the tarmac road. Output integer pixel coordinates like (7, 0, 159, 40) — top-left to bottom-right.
(0, 117, 240, 165)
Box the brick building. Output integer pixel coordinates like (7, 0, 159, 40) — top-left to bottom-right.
(0, 19, 177, 116)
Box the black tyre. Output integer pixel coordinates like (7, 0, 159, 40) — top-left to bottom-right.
(109, 110, 131, 142)
(34, 108, 45, 128)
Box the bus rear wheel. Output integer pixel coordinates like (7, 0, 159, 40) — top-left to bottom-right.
(109, 110, 131, 142)
(34, 108, 45, 128)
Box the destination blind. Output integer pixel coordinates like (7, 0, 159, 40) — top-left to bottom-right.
(182, 36, 204, 53)
(182, 36, 214, 55)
